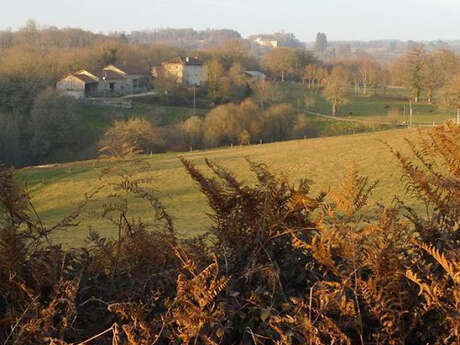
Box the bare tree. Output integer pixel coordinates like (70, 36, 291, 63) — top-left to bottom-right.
(393, 45, 426, 103)
(358, 57, 380, 96)
(304, 64, 317, 88)
(422, 53, 443, 104)
(314, 32, 328, 55)
(441, 74, 460, 116)
(262, 47, 299, 82)
(322, 66, 350, 116)
(204, 59, 225, 100)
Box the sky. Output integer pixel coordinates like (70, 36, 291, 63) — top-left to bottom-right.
(1, 0, 459, 42)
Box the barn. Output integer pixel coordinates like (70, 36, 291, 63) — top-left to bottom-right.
(56, 70, 99, 99)
(56, 65, 152, 98)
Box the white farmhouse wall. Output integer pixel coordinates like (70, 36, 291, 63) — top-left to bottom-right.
(63, 90, 85, 99)
(183, 65, 204, 86)
(56, 76, 86, 99)
(56, 75, 85, 91)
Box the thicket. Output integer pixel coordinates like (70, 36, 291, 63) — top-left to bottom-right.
(0, 123, 458, 344)
(0, 89, 91, 167)
(99, 99, 321, 157)
(98, 117, 166, 157)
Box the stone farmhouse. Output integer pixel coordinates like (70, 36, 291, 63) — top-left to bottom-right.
(153, 56, 205, 87)
(56, 65, 152, 99)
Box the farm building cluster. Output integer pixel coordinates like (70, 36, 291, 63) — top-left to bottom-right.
(56, 56, 206, 99)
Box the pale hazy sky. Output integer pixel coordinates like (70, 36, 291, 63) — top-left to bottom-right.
(1, 0, 459, 41)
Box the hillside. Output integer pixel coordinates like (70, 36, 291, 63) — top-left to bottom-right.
(18, 128, 423, 246)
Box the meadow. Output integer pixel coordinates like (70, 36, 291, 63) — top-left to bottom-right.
(79, 101, 207, 139)
(18, 127, 421, 246)
(283, 83, 455, 125)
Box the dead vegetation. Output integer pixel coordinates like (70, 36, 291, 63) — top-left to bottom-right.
(0, 122, 459, 344)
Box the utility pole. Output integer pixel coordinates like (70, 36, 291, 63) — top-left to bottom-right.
(193, 86, 196, 115)
(403, 104, 406, 124)
(409, 99, 413, 128)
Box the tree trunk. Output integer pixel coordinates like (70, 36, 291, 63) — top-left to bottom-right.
(414, 89, 420, 103)
(332, 102, 337, 116)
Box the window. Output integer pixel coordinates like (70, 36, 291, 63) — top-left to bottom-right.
(109, 83, 115, 91)
(133, 79, 138, 88)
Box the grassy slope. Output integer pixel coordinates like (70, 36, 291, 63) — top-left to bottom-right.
(18, 128, 421, 246)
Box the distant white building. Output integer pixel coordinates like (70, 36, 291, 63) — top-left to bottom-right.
(253, 37, 278, 48)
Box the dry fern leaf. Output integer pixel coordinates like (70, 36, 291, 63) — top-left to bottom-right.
(415, 241, 460, 284)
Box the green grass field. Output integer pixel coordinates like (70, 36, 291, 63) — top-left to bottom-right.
(18, 128, 423, 247)
(282, 83, 455, 125)
(79, 101, 207, 133)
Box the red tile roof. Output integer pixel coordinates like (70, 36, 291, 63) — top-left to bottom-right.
(105, 64, 150, 76)
(164, 56, 202, 66)
(72, 74, 99, 84)
(99, 70, 125, 80)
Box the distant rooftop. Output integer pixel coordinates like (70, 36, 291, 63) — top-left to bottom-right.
(164, 56, 203, 66)
(72, 73, 99, 84)
(245, 70, 266, 79)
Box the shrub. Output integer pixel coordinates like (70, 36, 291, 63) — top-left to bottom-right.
(98, 117, 165, 157)
(182, 115, 204, 149)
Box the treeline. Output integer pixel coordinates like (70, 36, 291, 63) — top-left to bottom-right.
(128, 28, 242, 48)
(261, 45, 460, 115)
(0, 21, 242, 50)
(99, 98, 320, 157)
(263, 45, 460, 103)
(0, 20, 108, 49)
